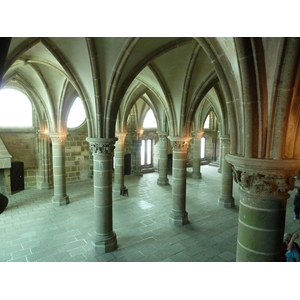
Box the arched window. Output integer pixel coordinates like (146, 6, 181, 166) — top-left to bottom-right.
(0, 89, 33, 127)
(204, 115, 210, 129)
(143, 109, 157, 128)
(141, 138, 152, 167)
(200, 137, 206, 159)
(67, 97, 86, 128)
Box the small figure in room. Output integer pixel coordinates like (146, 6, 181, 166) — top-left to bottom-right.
(284, 233, 300, 262)
(294, 189, 300, 221)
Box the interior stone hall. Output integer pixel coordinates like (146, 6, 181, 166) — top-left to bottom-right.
(1, 37, 300, 264)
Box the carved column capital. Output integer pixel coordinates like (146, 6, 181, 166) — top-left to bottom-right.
(219, 135, 230, 147)
(115, 132, 127, 144)
(157, 131, 168, 140)
(86, 137, 117, 155)
(49, 132, 68, 144)
(226, 154, 300, 196)
(168, 136, 192, 151)
(191, 130, 204, 139)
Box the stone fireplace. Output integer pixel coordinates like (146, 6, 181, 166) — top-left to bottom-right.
(0, 137, 12, 195)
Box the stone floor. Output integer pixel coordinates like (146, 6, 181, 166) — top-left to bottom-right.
(0, 165, 299, 262)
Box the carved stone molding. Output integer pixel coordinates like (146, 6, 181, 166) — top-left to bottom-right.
(157, 131, 168, 140)
(191, 131, 204, 139)
(232, 168, 295, 196)
(49, 132, 68, 144)
(86, 138, 117, 155)
(115, 132, 127, 144)
(227, 154, 300, 196)
(220, 135, 230, 147)
(168, 136, 192, 151)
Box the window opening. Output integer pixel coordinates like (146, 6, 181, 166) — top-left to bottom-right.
(143, 109, 157, 128)
(204, 115, 210, 129)
(67, 97, 86, 128)
(141, 138, 152, 167)
(0, 89, 32, 127)
(200, 137, 206, 159)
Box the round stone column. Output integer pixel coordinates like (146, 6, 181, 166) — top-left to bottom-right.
(113, 132, 127, 192)
(37, 132, 53, 190)
(49, 132, 69, 205)
(218, 135, 234, 208)
(157, 131, 169, 186)
(191, 131, 203, 179)
(227, 154, 300, 262)
(168, 136, 192, 226)
(87, 137, 118, 253)
(130, 134, 143, 176)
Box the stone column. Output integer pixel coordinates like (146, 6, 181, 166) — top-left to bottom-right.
(49, 132, 69, 205)
(191, 131, 203, 179)
(227, 154, 300, 262)
(131, 133, 143, 176)
(113, 132, 127, 192)
(37, 132, 53, 190)
(87, 137, 118, 253)
(157, 131, 169, 185)
(168, 136, 192, 226)
(218, 135, 234, 208)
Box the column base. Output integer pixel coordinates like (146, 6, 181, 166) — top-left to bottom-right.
(169, 210, 189, 226)
(192, 172, 202, 179)
(131, 170, 143, 176)
(93, 232, 118, 253)
(52, 195, 69, 206)
(218, 195, 235, 208)
(157, 178, 169, 185)
(113, 183, 126, 192)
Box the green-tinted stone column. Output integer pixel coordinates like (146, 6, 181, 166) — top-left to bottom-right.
(168, 136, 192, 226)
(191, 131, 203, 179)
(37, 132, 53, 190)
(218, 136, 234, 208)
(49, 133, 69, 206)
(227, 154, 300, 262)
(157, 131, 169, 186)
(131, 132, 143, 176)
(87, 137, 118, 253)
(113, 132, 127, 192)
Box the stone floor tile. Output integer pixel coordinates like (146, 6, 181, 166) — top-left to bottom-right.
(1, 165, 297, 262)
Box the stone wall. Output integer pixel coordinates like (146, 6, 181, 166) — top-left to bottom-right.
(65, 130, 90, 182)
(0, 130, 38, 189)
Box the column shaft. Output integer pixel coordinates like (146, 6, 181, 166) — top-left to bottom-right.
(87, 137, 118, 253)
(218, 136, 234, 208)
(157, 131, 169, 185)
(191, 131, 203, 179)
(227, 154, 300, 261)
(169, 137, 192, 226)
(49, 133, 69, 205)
(114, 133, 127, 191)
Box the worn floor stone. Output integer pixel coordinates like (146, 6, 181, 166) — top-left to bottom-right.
(1, 165, 299, 262)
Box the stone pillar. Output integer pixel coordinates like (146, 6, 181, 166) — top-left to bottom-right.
(191, 131, 203, 179)
(113, 132, 127, 192)
(37, 132, 53, 190)
(218, 135, 234, 208)
(87, 137, 118, 253)
(157, 131, 169, 185)
(49, 132, 69, 205)
(131, 133, 143, 176)
(168, 136, 192, 226)
(227, 154, 300, 262)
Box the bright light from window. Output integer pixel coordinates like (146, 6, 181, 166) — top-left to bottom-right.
(204, 115, 210, 129)
(200, 137, 206, 159)
(67, 97, 86, 128)
(143, 109, 157, 128)
(0, 89, 33, 127)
